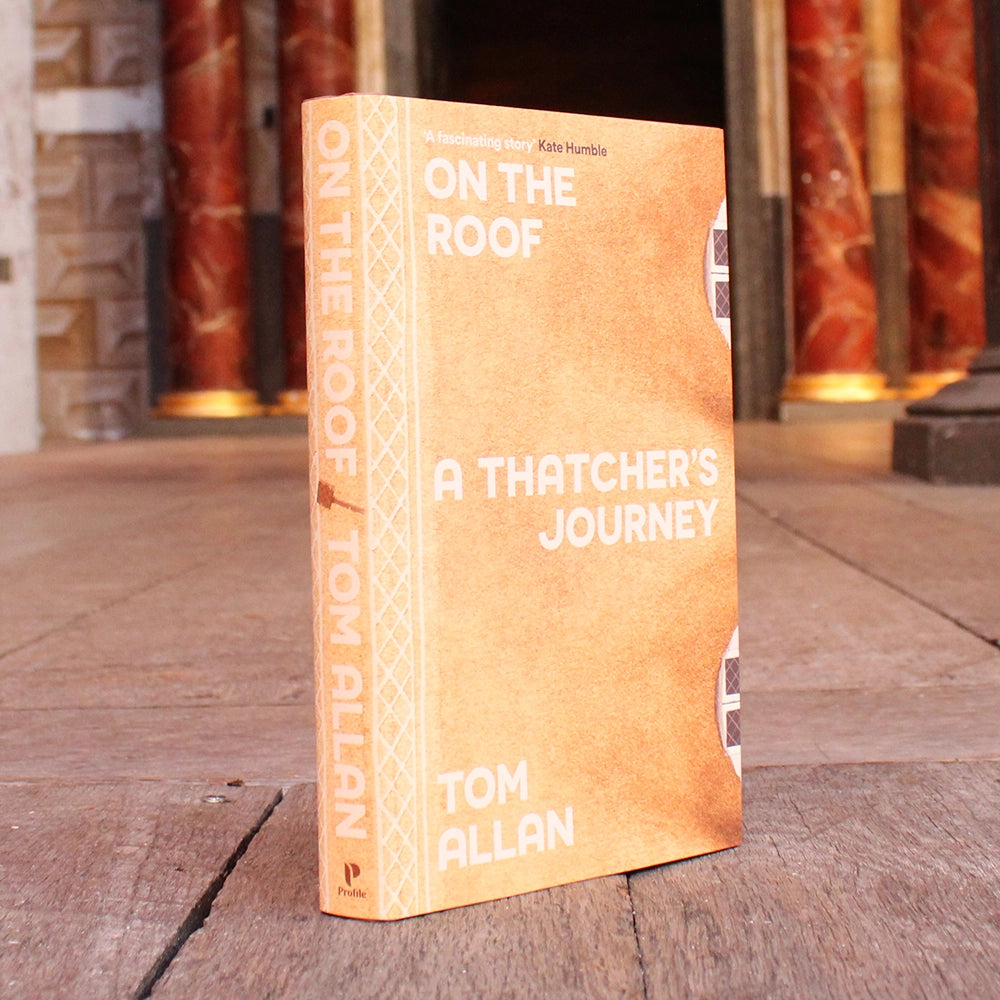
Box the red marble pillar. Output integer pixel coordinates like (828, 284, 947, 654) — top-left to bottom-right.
(902, 0, 985, 395)
(783, 0, 886, 401)
(276, 0, 355, 414)
(158, 0, 261, 417)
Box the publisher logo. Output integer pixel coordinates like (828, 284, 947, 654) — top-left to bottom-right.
(339, 862, 368, 899)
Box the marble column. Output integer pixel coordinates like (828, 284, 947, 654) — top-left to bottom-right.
(159, 0, 261, 417)
(783, 0, 886, 401)
(902, 0, 985, 396)
(892, 0, 1000, 482)
(277, 0, 355, 414)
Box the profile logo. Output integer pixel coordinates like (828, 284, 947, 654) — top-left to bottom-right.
(338, 861, 367, 898)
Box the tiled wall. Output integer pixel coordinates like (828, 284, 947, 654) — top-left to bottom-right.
(33, 0, 161, 441)
(32, 0, 281, 441)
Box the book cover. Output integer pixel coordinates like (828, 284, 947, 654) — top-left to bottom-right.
(304, 94, 740, 920)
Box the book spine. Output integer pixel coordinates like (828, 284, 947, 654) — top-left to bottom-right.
(305, 94, 379, 919)
(306, 94, 425, 920)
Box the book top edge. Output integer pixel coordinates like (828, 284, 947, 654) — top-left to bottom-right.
(301, 92, 724, 135)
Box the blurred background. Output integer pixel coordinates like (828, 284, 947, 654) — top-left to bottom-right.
(0, 1, 984, 450)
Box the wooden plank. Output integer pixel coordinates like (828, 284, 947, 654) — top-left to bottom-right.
(0, 564, 312, 712)
(738, 502, 1000, 695)
(151, 784, 645, 1000)
(0, 436, 311, 657)
(735, 419, 1000, 643)
(0, 647, 312, 713)
(0, 437, 307, 561)
(737, 478, 1000, 642)
(0, 781, 281, 1000)
(744, 685, 1000, 766)
(0, 705, 315, 784)
(870, 477, 1000, 534)
(0, 526, 212, 655)
(0, 435, 314, 744)
(735, 420, 999, 530)
(735, 420, 895, 481)
(737, 498, 1000, 766)
(632, 762, 1000, 999)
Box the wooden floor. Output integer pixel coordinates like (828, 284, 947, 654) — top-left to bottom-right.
(2, 422, 998, 999)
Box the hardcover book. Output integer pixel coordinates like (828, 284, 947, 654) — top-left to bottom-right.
(304, 94, 741, 920)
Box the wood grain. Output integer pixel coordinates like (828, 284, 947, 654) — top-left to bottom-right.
(632, 762, 1000, 999)
(152, 784, 646, 1000)
(744, 686, 1000, 766)
(3, 427, 1000, 998)
(738, 502, 1000, 696)
(0, 705, 315, 784)
(737, 477, 1000, 642)
(0, 782, 280, 999)
(0, 435, 310, 656)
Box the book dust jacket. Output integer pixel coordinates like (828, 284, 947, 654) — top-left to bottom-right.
(304, 94, 741, 920)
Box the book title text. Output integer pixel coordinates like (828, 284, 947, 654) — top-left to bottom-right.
(423, 156, 577, 258)
(432, 449, 726, 551)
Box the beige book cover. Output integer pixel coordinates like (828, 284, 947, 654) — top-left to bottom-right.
(304, 94, 740, 920)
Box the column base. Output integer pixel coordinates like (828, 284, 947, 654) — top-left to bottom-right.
(781, 372, 890, 403)
(892, 415, 1000, 483)
(892, 347, 1000, 483)
(900, 370, 967, 400)
(273, 389, 309, 416)
(155, 390, 265, 418)
(781, 372, 892, 403)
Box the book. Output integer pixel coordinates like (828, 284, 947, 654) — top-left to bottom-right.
(304, 93, 740, 920)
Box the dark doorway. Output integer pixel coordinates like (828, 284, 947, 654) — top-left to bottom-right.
(422, 1, 725, 128)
